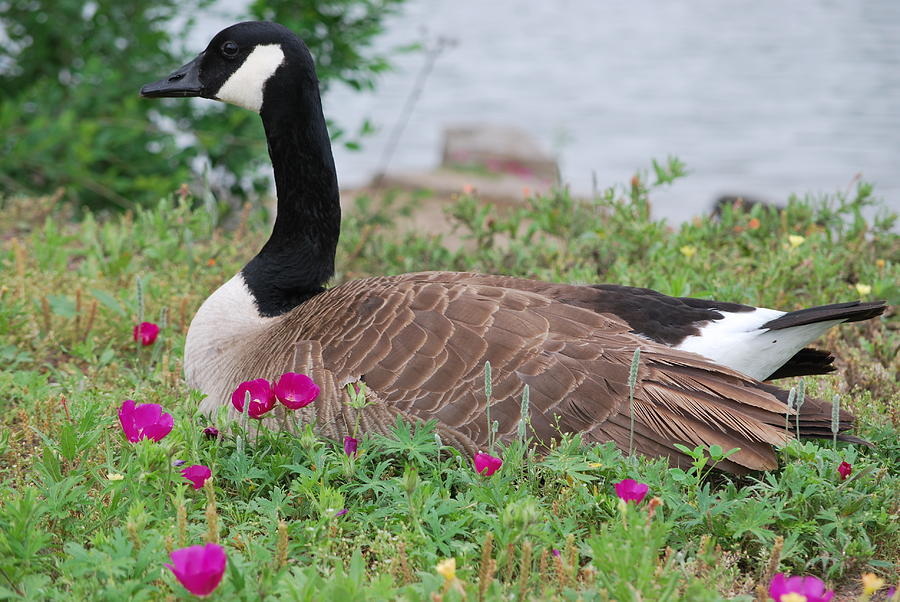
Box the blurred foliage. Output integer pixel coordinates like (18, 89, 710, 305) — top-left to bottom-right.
(0, 0, 406, 211)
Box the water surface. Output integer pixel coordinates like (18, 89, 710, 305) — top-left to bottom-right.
(200, 1, 900, 222)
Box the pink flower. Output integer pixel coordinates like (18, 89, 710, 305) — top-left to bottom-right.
(474, 452, 502, 476)
(614, 478, 649, 504)
(837, 461, 852, 480)
(202, 426, 219, 439)
(118, 400, 173, 443)
(230, 379, 276, 419)
(182, 465, 212, 490)
(273, 372, 319, 409)
(343, 436, 358, 457)
(768, 573, 834, 602)
(166, 542, 226, 597)
(133, 322, 160, 346)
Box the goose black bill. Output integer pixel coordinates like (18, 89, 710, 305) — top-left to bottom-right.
(140, 53, 205, 98)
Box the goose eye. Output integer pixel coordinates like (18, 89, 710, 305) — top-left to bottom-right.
(221, 41, 239, 58)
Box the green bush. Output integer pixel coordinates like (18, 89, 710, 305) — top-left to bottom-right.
(0, 0, 405, 211)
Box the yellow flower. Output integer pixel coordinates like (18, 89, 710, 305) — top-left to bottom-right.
(588, 462, 603, 468)
(435, 558, 456, 581)
(862, 573, 885, 595)
(107, 473, 124, 481)
(876, 258, 885, 269)
(788, 235, 805, 248)
(679, 245, 697, 259)
(780, 594, 807, 602)
(855, 283, 872, 296)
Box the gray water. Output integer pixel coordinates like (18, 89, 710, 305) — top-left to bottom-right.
(203, 1, 900, 223)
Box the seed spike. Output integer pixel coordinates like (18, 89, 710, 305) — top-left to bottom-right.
(477, 532, 494, 602)
(627, 348, 641, 456)
(785, 387, 796, 436)
(276, 520, 289, 569)
(236, 390, 251, 455)
(628, 348, 641, 388)
(517, 385, 531, 441)
(518, 540, 533, 600)
(831, 395, 841, 448)
(794, 379, 806, 439)
(135, 276, 144, 325)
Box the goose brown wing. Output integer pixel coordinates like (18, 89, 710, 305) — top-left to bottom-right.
(277, 274, 855, 473)
(289, 277, 631, 453)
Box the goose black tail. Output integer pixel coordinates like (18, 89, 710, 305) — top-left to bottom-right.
(767, 347, 835, 380)
(762, 300, 887, 330)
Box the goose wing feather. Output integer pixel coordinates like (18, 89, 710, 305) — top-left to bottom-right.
(253, 272, 844, 472)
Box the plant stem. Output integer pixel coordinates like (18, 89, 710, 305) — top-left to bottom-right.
(484, 361, 493, 453)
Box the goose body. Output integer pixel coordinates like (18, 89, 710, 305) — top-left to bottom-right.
(141, 22, 885, 473)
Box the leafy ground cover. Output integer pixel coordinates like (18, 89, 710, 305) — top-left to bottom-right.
(0, 162, 898, 600)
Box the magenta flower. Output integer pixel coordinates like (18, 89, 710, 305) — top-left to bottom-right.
(335, 508, 348, 517)
(614, 478, 649, 504)
(118, 400, 173, 443)
(768, 573, 833, 602)
(273, 372, 319, 409)
(182, 465, 212, 490)
(230, 379, 276, 419)
(343, 436, 358, 457)
(552, 549, 561, 558)
(474, 452, 502, 476)
(203, 426, 220, 439)
(166, 542, 226, 597)
(133, 322, 160, 346)
(837, 461, 852, 480)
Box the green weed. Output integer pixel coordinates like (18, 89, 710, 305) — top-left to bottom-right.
(0, 162, 897, 599)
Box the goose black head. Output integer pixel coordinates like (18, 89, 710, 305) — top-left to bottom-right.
(140, 21, 316, 114)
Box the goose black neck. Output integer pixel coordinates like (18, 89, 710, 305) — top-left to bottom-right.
(241, 73, 340, 318)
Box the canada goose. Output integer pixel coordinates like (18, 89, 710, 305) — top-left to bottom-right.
(141, 21, 885, 473)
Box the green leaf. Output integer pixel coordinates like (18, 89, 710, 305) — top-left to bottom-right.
(90, 288, 126, 317)
(46, 294, 76, 318)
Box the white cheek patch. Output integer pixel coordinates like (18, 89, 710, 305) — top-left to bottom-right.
(215, 44, 285, 112)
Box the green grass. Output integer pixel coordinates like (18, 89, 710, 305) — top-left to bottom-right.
(0, 161, 898, 600)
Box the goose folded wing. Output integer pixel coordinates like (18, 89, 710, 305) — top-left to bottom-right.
(284, 276, 853, 473)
